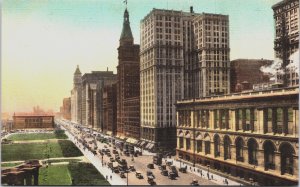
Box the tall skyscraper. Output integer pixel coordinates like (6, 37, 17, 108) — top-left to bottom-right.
(140, 8, 230, 151)
(81, 71, 116, 129)
(117, 8, 140, 141)
(71, 65, 82, 123)
(272, 0, 299, 87)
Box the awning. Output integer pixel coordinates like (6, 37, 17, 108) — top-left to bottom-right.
(116, 135, 120, 138)
(119, 136, 125, 140)
(106, 131, 112, 135)
(178, 132, 183, 137)
(148, 144, 155, 150)
(140, 141, 146, 147)
(185, 133, 191, 138)
(204, 135, 211, 141)
(145, 143, 151, 149)
(196, 134, 203, 140)
(126, 138, 138, 144)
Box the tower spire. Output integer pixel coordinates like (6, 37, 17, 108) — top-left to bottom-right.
(120, 0, 133, 46)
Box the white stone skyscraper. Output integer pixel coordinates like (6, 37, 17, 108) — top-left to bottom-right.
(71, 65, 82, 123)
(140, 8, 230, 151)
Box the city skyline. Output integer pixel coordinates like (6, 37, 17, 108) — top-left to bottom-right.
(3, 0, 281, 113)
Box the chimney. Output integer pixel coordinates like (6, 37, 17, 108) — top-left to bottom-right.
(190, 6, 194, 13)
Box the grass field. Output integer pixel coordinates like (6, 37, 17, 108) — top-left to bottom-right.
(38, 163, 109, 186)
(7, 131, 68, 141)
(1, 140, 82, 161)
(39, 165, 72, 185)
(68, 162, 110, 185)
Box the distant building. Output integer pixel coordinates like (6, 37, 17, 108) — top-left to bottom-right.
(62, 97, 71, 120)
(81, 70, 117, 129)
(272, 0, 299, 87)
(102, 82, 117, 136)
(116, 8, 140, 142)
(176, 86, 298, 186)
(230, 59, 272, 92)
(140, 8, 230, 151)
(13, 113, 55, 130)
(71, 65, 83, 123)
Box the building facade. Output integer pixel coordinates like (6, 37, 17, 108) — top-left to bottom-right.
(176, 87, 298, 186)
(13, 114, 55, 130)
(62, 97, 71, 120)
(71, 65, 82, 123)
(272, 0, 299, 87)
(230, 59, 272, 92)
(81, 71, 117, 129)
(116, 8, 140, 141)
(102, 82, 117, 136)
(140, 8, 230, 151)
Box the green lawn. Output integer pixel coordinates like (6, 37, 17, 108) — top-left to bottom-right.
(1, 140, 82, 162)
(39, 165, 72, 185)
(7, 131, 68, 141)
(38, 163, 109, 186)
(68, 162, 110, 186)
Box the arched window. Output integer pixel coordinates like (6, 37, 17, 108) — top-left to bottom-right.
(248, 138, 258, 165)
(236, 137, 244, 162)
(214, 134, 221, 157)
(263, 140, 276, 170)
(280, 142, 295, 175)
(204, 134, 211, 155)
(196, 133, 202, 153)
(224, 135, 231, 160)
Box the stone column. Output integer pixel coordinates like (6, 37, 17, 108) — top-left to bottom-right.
(191, 110, 194, 128)
(229, 109, 237, 130)
(293, 107, 299, 136)
(272, 108, 277, 134)
(225, 109, 229, 129)
(244, 146, 248, 164)
(274, 151, 281, 174)
(282, 107, 288, 135)
(242, 109, 246, 131)
(257, 149, 264, 169)
(209, 110, 214, 129)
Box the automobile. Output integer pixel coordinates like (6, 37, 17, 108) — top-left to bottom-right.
(147, 163, 154, 169)
(114, 168, 120, 173)
(124, 151, 130, 156)
(147, 176, 155, 185)
(161, 170, 168, 176)
(120, 171, 126, 178)
(146, 170, 155, 178)
(135, 171, 143, 179)
(168, 172, 177, 180)
(129, 165, 135, 172)
(190, 179, 199, 186)
(159, 165, 166, 170)
(166, 160, 173, 166)
(179, 167, 187, 173)
(110, 157, 115, 162)
(113, 149, 118, 154)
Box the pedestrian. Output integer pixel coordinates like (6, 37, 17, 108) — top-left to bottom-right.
(110, 175, 112, 180)
(207, 173, 210, 180)
(106, 175, 108, 180)
(194, 168, 195, 172)
(211, 174, 214, 180)
(225, 178, 228, 185)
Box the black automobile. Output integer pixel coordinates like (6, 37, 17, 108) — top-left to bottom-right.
(168, 172, 177, 180)
(161, 170, 168, 176)
(147, 163, 154, 169)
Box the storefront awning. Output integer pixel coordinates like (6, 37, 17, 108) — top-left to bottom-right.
(126, 138, 138, 144)
(106, 131, 112, 135)
(119, 136, 125, 140)
(140, 141, 146, 147)
(148, 144, 155, 150)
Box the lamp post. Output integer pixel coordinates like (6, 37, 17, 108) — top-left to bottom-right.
(207, 165, 210, 175)
(127, 170, 129, 186)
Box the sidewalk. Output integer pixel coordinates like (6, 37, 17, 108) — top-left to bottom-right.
(171, 159, 241, 186)
(62, 125, 126, 185)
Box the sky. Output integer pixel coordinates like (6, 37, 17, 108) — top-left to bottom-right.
(2, 0, 281, 114)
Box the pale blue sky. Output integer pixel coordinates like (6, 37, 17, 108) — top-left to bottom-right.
(3, 0, 280, 113)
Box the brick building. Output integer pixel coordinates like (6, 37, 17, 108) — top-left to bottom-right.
(62, 97, 71, 120)
(13, 113, 55, 130)
(230, 59, 272, 92)
(102, 83, 117, 136)
(116, 8, 140, 141)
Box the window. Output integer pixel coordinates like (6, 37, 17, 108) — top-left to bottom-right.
(263, 140, 275, 170)
(214, 135, 221, 157)
(224, 136, 231, 160)
(236, 137, 244, 162)
(248, 138, 258, 165)
(280, 142, 295, 175)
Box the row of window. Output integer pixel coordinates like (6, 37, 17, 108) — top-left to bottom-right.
(178, 134, 295, 175)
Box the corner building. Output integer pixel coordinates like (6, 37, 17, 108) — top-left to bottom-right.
(176, 87, 299, 186)
(116, 8, 140, 141)
(140, 8, 230, 151)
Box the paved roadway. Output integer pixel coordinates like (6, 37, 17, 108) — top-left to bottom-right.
(57, 119, 241, 186)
